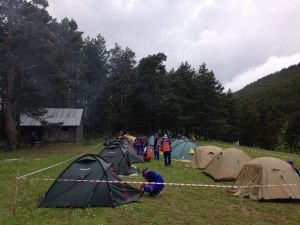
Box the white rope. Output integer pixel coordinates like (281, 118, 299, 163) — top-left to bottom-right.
(18, 177, 300, 189)
(19, 143, 102, 179)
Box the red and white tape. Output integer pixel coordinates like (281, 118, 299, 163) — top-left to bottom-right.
(17, 177, 300, 189)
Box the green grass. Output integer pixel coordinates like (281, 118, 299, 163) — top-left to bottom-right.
(1, 140, 300, 225)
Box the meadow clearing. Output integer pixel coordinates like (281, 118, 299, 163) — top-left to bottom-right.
(1, 139, 300, 225)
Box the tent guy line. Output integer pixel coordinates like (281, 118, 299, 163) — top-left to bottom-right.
(17, 177, 300, 189)
(18, 142, 102, 179)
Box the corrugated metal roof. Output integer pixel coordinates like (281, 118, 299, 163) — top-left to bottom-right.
(20, 108, 83, 127)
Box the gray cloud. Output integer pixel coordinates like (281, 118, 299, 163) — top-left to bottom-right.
(48, 0, 300, 90)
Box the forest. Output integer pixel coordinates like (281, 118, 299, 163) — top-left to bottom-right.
(0, 0, 299, 153)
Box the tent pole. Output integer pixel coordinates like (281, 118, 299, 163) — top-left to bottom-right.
(12, 171, 20, 215)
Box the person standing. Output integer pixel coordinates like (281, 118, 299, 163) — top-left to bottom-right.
(31, 131, 37, 148)
(161, 134, 171, 166)
(153, 133, 160, 160)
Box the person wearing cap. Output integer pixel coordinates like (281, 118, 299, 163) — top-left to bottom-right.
(140, 168, 164, 196)
(161, 134, 171, 166)
(288, 160, 300, 177)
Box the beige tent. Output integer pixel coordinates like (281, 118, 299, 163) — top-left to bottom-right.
(187, 146, 222, 169)
(233, 157, 300, 200)
(203, 148, 251, 181)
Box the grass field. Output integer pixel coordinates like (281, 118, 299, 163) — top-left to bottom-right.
(1, 139, 300, 225)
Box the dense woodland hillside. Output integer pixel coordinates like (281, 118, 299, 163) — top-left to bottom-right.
(235, 63, 300, 114)
(234, 63, 300, 152)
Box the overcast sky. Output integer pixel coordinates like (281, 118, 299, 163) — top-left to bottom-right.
(48, 0, 300, 91)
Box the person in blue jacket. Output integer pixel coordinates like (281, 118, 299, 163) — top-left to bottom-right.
(140, 168, 164, 196)
(288, 160, 300, 177)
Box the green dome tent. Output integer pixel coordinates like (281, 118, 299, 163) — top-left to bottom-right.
(171, 137, 190, 148)
(171, 140, 197, 160)
(99, 144, 141, 175)
(111, 139, 144, 164)
(39, 154, 140, 208)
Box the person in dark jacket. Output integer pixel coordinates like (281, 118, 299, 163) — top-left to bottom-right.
(288, 160, 300, 177)
(140, 168, 164, 196)
(153, 133, 160, 160)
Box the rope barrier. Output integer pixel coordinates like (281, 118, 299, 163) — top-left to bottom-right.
(19, 142, 102, 179)
(17, 177, 300, 189)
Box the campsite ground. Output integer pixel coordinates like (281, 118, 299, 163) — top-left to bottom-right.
(1, 139, 300, 225)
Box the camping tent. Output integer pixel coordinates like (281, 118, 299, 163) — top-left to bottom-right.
(111, 139, 144, 164)
(188, 146, 222, 169)
(203, 148, 251, 181)
(99, 144, 139, 175)
(148, 135, 155, 146)
(39, 154, 140, 208)
(171, 137, 190, 149)
(233, 157, 300, 200)
(171, 140, 197, 160)
(124, 134, 136, 142)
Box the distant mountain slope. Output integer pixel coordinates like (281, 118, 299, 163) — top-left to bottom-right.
(234, 62, 300, 116)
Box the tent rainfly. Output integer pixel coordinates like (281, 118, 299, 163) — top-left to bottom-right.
(171, 140, 197, 160)
(99, 143, 141, 175)
(39, 154, 140, 208)
(148, 135, 155, 146)
(124, 134, 136, 142)
(111, 138, 144, 164)
(170, 137, 190, 149)
(188, 146, 223, 169)
(203, 148, 251, 181)
(233, 157, 300, 200)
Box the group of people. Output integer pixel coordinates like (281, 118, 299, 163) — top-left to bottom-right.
(133, 135, 149, 156)
(133, 133, 172, 167)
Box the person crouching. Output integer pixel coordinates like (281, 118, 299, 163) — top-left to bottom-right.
(140, 168, 164, 197)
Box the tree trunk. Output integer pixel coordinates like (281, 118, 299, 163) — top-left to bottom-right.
(5, 66, 17, 151)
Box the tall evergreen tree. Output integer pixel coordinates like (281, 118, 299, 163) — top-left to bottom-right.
(0, 0, 60, 150)
(193, 63, 225, 139)
(127, 53, 167, 133)
(285, 113, 300, 153)
(100, 44, 136, 133)
(80, 34, 108, 135)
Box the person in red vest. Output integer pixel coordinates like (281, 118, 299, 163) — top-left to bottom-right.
(161, 134, 171, 166)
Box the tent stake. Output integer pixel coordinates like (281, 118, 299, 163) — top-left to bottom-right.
(12, 171, 19, 215)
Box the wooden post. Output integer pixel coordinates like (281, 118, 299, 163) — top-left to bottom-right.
(240, 187, 243, 209)
(12, 171, 19, 215)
